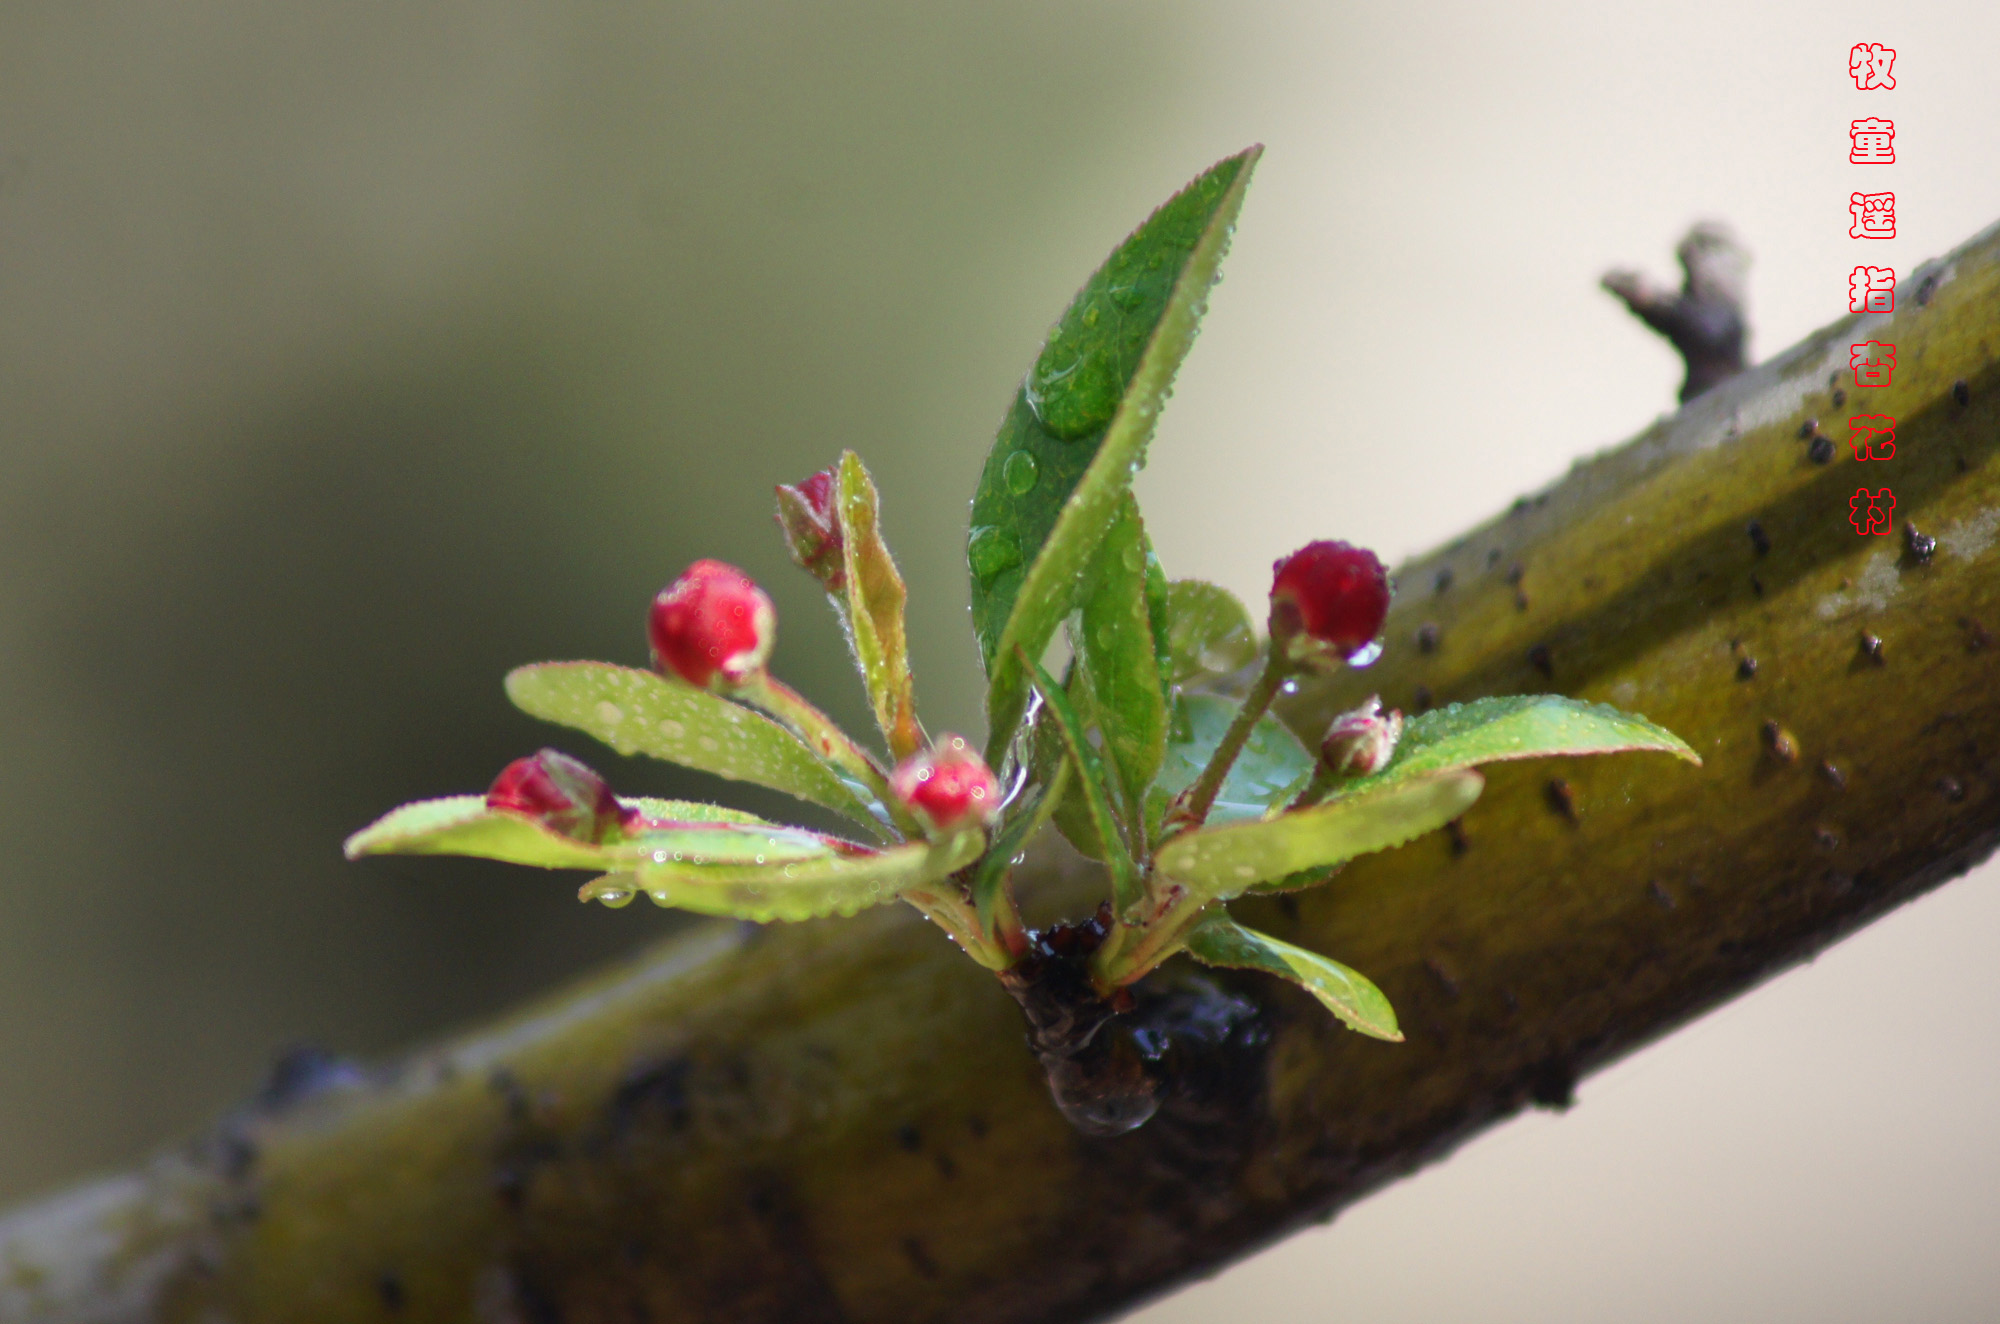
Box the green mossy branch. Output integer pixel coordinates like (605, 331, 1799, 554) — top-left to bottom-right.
(5, 220, 1999, 1324)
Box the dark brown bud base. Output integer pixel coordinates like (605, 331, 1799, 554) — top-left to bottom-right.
(997, 910, 1271, 1137)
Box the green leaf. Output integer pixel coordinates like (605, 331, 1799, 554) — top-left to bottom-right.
(1347, 694, 1702, 794)
(1163, 580, 1259, 685)
(1145, 693, 1315, 835)
(1154, 770, 1484, 900)
(344, 795, 621, 870)
(834, 451, 923, 761)
(594, 830, 986, 923)
(505, 662, 880, 828)
(1073, 495, 1167, 815)
(973, 147, 1263, 764)
(1024, 653, 1143, 916)
(1183, 909, 1403, 1041)
(971, 758, 1067, 940)
(344, 794, 859, 875)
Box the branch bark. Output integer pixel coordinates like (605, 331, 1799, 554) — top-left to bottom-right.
(5, 219, 1999, 1324)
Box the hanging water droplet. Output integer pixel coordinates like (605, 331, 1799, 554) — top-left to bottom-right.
(1002, 450, 1039, 495)
(1346, 639, 1386, 668)
(968, 525, 1023, 583)
(1120, 542, 1144, 573)
(596, 888, 634, 908)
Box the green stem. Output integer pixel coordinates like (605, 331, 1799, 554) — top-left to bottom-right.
(738, 673, 924, 839)
(1159, 649, 1289, 838)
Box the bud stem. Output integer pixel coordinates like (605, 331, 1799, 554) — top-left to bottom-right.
(1159, 648, 1291, 839)
(737, 673, 924, 839)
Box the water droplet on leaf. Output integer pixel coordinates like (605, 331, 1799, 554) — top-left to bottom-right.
(968, 525, 1023, 583)
(1346, 639, 1385, 668)
(1003, 450, 1039, 495)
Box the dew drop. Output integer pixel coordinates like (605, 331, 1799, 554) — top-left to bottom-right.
(968, 525, 1023, 583)
(698, 736, 720, 753)
(658, 718, 685, 740)
(1346, 639, 1385, 668)
(1120, 543, 1145, 573)
(1003, 450, 1039, 495)
(596, 888, 634, 908)
(596, 701, 625, 726)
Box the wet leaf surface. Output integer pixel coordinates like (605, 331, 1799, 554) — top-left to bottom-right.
(1184, 909, 1402, 1040)
(1146, 693, 1315, 836)
(1074, 496, 1167, 816)
(1162, 579, 1259, 684)
(973, 147, 1262, 763)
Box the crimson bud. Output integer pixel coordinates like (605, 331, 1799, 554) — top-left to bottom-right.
(486, 748, 637, 843)
(1319, 696, 1404, 777)
(774, 468, 845, 591)
(649, 559, 777, 690)
(1268, 540, 1391, 668)
(891, 735, 999, 834)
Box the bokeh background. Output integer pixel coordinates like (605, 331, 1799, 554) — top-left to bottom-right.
(3, 3, 1998, 1320)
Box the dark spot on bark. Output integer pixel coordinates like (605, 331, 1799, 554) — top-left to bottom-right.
(1515, 588, 1531, 611)
(493, 1166, 528, 1211)
(1424, 956, 1461, 998)
(1545, 778, 1578, 823)
(1648, 880, 1676, 910)
(1808, 435, 1835, 464)
(1433, 567, 1454, 594)
(1527, 644, 1553, 678)
(1904, 522, 1936, 564)
(1737, 656, 1758, 680)
(257, 1044, 367, 1114)
(377, 1272, 407, 1312)
(1750, 574, 1764, 596)
(1860, 632, 1885, 663)
(1527, 1059, 1577, 1111)
(1500, 987, 1520, 1014)
(1916, 273, 1938, 306)
(1413, 685, 1434, 713)
(1939, 776, 1966, 802)
(1819, 760, 1848, 789)
(488, 1067, 531, 1123)
(1798, 418, 1818, 439)
(933, 1151, 958, 1180)
(1486, 548, 1502, 568)
(1505, 562, 1525, 585)
(1814, 825, 1841, 852)
(894, 1123, 921, 1153)
(1762, 720, 1799, 763)
(1954, 378, 1972, 406)
(1746, 521, 1771, 556)
(1416, 622, 1441, 654)
(609, 1057, 693, 1136)
(902, 1237, 941, 1280)
(1963, 618, 1993, 652)
(967, 1114, 988, 1139)
(1832, 388, 1847, 407)
(1446, 817, 1469, 856)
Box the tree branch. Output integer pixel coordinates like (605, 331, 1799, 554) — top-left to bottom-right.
(4, 217, 1998, 1324)
(1602, 221, 1751, 400)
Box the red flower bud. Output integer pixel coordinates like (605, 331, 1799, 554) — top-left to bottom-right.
(486, 749, 636, 843)
(891, 735, 999, 834)
(1319, 696, 1404, 777)
(1269, 540, 1391, 668)
(649, 559, 777, 690)
(774, 469, 845, 591)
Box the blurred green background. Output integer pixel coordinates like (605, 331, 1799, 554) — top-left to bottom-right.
(0, 0, 1219, 1202)
(7, 4, 2000, 1321)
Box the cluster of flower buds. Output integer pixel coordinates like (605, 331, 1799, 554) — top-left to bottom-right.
(648, 559, 777, 691)
(891, 735, 1000, 834)
(1268, 539, 1391, 671)
(773, 468, 845, 591)
(1319, 696, 1403, 777)
(486, 748, 638, 843)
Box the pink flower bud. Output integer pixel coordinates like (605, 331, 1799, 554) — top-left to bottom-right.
(649, 559, 777, 690)
(486, 749, 637, 843)
(891, 735, 999, 834)
(774, 469, 845, 591)
(1269, 540, 1392, 667)
(1319, 696, 1404, 777)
